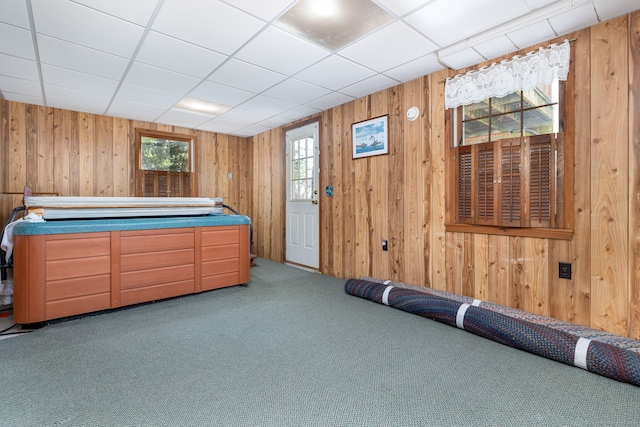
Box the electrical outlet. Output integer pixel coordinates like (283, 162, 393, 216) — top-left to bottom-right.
(559, 262, 572, 280)
(382, 240, 388, 251)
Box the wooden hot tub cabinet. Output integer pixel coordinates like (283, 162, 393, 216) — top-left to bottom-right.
(12, 215, 250, 324)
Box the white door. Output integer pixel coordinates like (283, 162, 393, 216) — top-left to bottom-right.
(285, 122, 320, 269)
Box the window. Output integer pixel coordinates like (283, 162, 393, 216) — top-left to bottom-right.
(446, 42, 573, 239)
(135, 129, 197, 197)
(290, 135, 315, 201)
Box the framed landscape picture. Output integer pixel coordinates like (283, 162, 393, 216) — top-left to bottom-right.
(352, 115, 388, 159)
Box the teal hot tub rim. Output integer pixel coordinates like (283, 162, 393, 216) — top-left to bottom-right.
(12, 213, 251, 236)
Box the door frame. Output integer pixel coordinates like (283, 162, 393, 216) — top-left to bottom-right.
(284, 119, 321, 270)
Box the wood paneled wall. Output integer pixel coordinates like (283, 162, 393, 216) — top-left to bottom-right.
(0, 104, 251, 228)
(248, 14, 640, 339)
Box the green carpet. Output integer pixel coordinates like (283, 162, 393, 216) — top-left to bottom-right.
(1, 259, 639, 426)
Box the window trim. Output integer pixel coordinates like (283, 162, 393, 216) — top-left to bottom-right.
(134, 128, 198, 197)
(444, 223, 573, 240)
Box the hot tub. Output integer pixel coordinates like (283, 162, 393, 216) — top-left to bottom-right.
(12, 214, 251, 324)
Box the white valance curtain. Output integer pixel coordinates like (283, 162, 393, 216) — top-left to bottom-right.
(444, 40, 571, 109)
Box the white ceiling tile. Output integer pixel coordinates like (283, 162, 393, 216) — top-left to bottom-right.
(222, 0, 296, 21)
(46, 99, 106, 115)
(236, 123, 272, 135)
(594, 0, 640, 22)
(507, 20, 557, 49)
(2, 92, 44, 105)
(156, 108, 213, 128)
(295, 55, 376, 90)
(41, 64, 118, 96)
(115, 83, 182, 108)
(45, 85, 111, 110)
(221, 108, 272, 123)
(207, 59, 286, 93)
(71, 0, 160, 26)
(189, 81, 254, 107)
(0, 0, 30, 28)
(107, 98, 167, 122)
(256, 115, 295, 129)
(405, 0, 530, 48)
(305, 92, 355, 111)
(0, 75, 42, 97)
(262, 78, 331, 104)
(548, 3, 599, 36)
(124, 62, 200, 96)
(207, 108, 272, 129)
(383, 52, 443, 81)
(0, 54, 39, 81)
(32, 0, 145, 57)
(374, 0, 434, 16)
(239, 95, 297, 115)
(37, 35, 129, 80)
(153, 0, 266, 54)
(0, 22, 35, 60)
(196, 120, 243, 134)
(277, 105, 321, 120)
(473, 36, 518, 62)
(339, 21, 438, 72)
(438, 47, 485, 70)
(339, 74, 398, 98)
(524, 0, 557, 9)
(136, 32, 227, 78)
(235, 26, 331, 75)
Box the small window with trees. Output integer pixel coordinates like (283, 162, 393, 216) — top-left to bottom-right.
(135, 129, 197, 197)
(445, 40, 573, 239)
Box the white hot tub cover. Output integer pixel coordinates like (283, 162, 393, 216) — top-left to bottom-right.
(24, 196, 225, 219)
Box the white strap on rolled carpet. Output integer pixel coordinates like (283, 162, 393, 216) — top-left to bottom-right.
(574, 337, 591, 370)
(456, 303, 471, 329)
(382, 286, 394, 306)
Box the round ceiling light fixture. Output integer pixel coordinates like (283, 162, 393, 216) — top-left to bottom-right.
(406, 106, 419, 121)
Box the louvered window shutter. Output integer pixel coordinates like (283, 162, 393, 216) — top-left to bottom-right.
(143, 171, 155, 197)
(141, 170, 193, 197)
(157, 173, 168, 197)
(457, 148, 472, 222)
(182, 173, 191, 197)
(500, 139, 522, 227)
(169, 172, 181, 197)
(528, 135, 553, 227)
(455, 135, 559, 229)
(477, 146, 495, 224)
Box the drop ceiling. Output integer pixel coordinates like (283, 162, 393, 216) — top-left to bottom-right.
(1, 0, 639, 137)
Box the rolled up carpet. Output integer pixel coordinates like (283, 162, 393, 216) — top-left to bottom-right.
(345, 278, 640, 387)
(360, 277, 640, 354)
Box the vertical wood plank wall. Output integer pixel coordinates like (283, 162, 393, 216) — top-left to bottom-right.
(0, 108, 251, 228)
(2, 14, 640, 339)
(247, 15, 640, 339)
(590, 18, 630, 336)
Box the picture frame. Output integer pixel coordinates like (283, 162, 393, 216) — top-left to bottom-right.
(352, 115, 389, 159)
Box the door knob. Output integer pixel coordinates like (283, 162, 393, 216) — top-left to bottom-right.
(311, 200, 318, 205)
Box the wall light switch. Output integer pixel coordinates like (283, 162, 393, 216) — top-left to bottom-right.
(227, 172, 232, 179)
